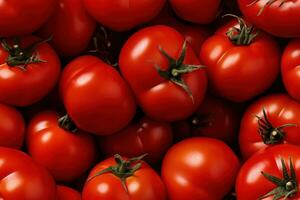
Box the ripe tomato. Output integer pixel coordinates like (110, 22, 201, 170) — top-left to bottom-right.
(99, 116, 173, 164)
(57, 186, 81, 200)
(0, 147, 57, 200)
(239, 94, 300, 160)
(27, 111, 96, 182)
(0, 36, 61, 107)
(169, 0, 221, 24)
(0, 104, 25, 149)
(282, 39, 300, 101)
(238, 0, 300, 37)
(162, 138, 240, 200)
(38, 0, 96, 57)
(60, 55, 136, 135)
(83, 0, 166, 31)
(199, 17, 280, 102)
(119, 25, 207, 122)
(82, 155, 167, 200)
(236, 144, 300, 200)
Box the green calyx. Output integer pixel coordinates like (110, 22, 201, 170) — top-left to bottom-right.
(249, 0, 287, 16)
(155, 41, 205, 103)
(259, 158, 298, 200)
(58, 114, 78, 133)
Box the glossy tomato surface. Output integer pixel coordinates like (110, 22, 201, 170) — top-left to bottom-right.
(57, 185, 81, 200)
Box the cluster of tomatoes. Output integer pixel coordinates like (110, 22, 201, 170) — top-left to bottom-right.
(1, 0, 300, 200)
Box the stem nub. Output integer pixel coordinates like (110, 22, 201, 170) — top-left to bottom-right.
(58, 114, 78, 133)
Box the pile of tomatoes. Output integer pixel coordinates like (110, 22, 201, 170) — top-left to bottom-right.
(1, 0, 300, 200)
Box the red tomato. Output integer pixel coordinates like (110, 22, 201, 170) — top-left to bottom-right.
(199, 17, 280, 102)
(60, 55, 136, 135)
(169, 0, 221, 24)
(162, 138, 240, 200)
(0, 36, 61, 107)
(119, 25, 207, 122)
(27, 111, 96, 182)
(83, 0, 166, 31)
(282, 39, 300, 101)
(82, 155, 167, 200)
(239, 94, 300, 159)
(236, 144, 300, 200)
(238, 0, 300, 37)
(57, 186, 81, 200)
(38, 0, 96, 57)
(0, 147, 57, 200)
(99, 116, 173, 164)
(0, 104, 25, 149)
(0, 0, 57, 37)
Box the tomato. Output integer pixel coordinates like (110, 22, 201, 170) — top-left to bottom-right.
(119, 25, 207, 122)
(162, 138, 239, 200)
(169, 0, 221, 24)
(27, 111, 96, 182)
(99, 116, 173, 164)
(236, 144, 300, 200)
(57, 186, 81, 200)
(199, 17, 280, 102)
(0, 104, 25, 149)
(281, 39, 300, 101)
(0, 147, 57, 200)
(239, 94, 300, 160)
(38, 0, 96, 57)
(0, 36, 61, 107)
(83, 0, 166, 31)
(82, 154, 167, 200)
(60, 55, 136, 135)
(238, 0, 300, 37)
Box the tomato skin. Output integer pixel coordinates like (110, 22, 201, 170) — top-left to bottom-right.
(199, 19, 280, 102)
(281, 39, 300, 101)
(82, 157, 167, 200)
(57, 186, 81, 200)
(238, 0, 300, 37)
(162, 138, 240, 200)
(38, 0, 96, 57)
(0, 36, 61, 107)
(60, 55, 136, 135)
(119, 25, 207, 122)
(236, 144, 300, 200)
(99, 116, 173, 164)
(0, 104, 25, 149)
(83, 0, 166, 31)
(0, 147, 57, 200)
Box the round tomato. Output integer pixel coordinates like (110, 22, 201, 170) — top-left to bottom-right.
(0, 104, 25, 149)
(238, 0, 300, 37)
(57, 185, 81, 200)
(0, 147, 57, 200)
(199, 17, 280, 102)
(27, 111, 96, 182)
(239, 94, 300, 160)
(60, 55, 136, 135)
(83, 0, 166, 31)
(236, 144, 300, 200)
(0, 36, 61, 107)
(162, 138, 240, 200)
(119, 25, 207, 122)
(82, 154, 167, 200)
(99, 116, 173, 164)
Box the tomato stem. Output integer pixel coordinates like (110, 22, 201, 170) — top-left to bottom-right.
(248, 0, 287, 16)
(58, 114, 78, 133)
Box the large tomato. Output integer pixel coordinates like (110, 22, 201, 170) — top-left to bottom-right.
(0, 104, 25, 149)
(38, 0, 96, 57)
(236, 144, 300, 200)
(162, 138, 240, 200)
(282, 39, 300, 101)
(0, 36, 61, 107)
(199, 17, 280, 102)
(238, 0, 300, 37)
(99, 116, 173, 164)
(82, 155, 167, 200)
(57, 186, 81, 200)
(27, 111, 96, 181)
(119, 25, 207, 122)
(0, 147, 57, 200)
(60, 55, 136, 135)
(239, 94, 300, 160)
(83, 0, 166, 31)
